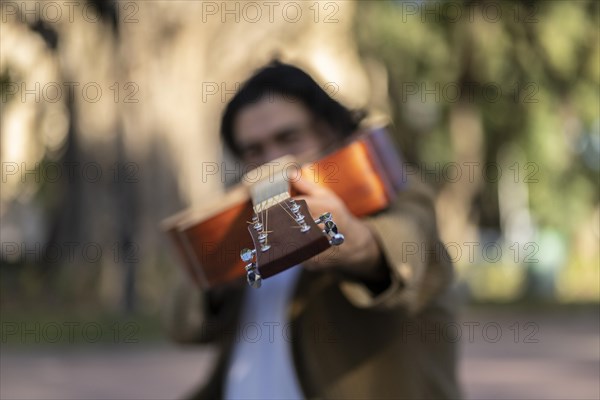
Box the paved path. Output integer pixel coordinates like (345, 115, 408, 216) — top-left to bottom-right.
(1, 308, 598, 400)
(458, 308, 599, 399)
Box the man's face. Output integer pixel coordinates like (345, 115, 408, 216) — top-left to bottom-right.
(233, 95, 332, 166)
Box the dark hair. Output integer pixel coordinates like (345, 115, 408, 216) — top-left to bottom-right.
(220, 61, 364, 157)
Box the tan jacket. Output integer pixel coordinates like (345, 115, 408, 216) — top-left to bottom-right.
(166, 180, 462, 399)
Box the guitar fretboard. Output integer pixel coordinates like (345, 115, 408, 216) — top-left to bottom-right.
(250, 172, 291, 213)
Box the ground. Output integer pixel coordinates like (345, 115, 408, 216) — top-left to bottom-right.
(1, 307, 598, 400)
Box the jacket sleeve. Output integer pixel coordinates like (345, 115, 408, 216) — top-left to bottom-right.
(163, 274, 244, 344)
(337, 179, 454, 314)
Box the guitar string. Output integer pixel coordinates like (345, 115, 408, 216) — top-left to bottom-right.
(262, 181, 269, 231)
(262, 182, 269, 247)
(265, 205, 269, 247)
(284, 198, 306, 229)
(255, 177, 300, 251)
(277, 199, 301, 227)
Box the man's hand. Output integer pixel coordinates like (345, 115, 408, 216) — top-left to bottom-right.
(292, 176, 388, 283)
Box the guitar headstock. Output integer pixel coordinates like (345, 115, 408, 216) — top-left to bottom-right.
(240, 198, 344, 288)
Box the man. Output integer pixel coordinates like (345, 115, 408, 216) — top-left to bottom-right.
(167, 61, 461, 399)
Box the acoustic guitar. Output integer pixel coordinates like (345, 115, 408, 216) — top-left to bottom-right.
(161, 126, 405, 289)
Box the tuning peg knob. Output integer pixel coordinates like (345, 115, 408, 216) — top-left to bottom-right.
(244, 262, 262, 288)
(246, 268, 262, 288)
(240, 248, 256, 262)
(330, 233, 345, 246)
(324, 220, 338, 234)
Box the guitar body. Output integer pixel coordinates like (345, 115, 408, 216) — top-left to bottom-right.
(302, 126, 405, 217)
(163, 127, 405, 289)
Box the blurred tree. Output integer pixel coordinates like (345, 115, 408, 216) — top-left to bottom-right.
(0, 1, 372, 314)
(1, 0, 597, 312)
(355, 0, 599, 302)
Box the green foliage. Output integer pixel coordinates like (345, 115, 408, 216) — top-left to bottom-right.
(355, 1, 599, 302)
(356, 0, 599, 232)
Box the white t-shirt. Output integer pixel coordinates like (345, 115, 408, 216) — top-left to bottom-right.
(224, 266, 304, 400)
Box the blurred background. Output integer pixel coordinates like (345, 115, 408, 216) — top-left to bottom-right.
(1, 1, 598, 399)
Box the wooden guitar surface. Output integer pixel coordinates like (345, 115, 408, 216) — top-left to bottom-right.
(162, 127, 404, 288)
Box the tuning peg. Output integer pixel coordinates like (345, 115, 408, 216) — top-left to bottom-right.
(245, 263, 262, 288)
(257, 233, 271, 252)
(330, 233, 345, 246)
(314, 212, 332, 224)
(289, 199, 300, 213)
(318, 215, 344, 246)
(240, 248, 256, 262)
(324, 220, 338, 234)
(247, 270, 262, 288)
